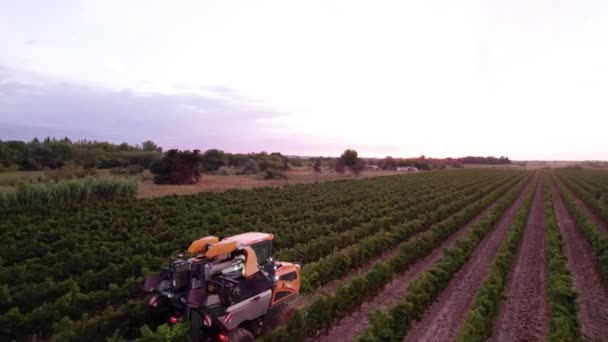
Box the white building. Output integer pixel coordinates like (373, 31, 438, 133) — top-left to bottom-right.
(396, 166, 418, 172)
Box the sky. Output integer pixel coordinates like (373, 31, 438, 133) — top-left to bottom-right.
(1, 0, 608, 160)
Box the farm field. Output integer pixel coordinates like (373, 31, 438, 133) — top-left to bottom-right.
(3, 168, 608, 341)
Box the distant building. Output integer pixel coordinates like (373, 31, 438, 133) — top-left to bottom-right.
(396, 166, 418, 172)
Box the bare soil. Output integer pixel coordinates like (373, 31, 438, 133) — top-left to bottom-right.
(489, 179, 548, 342)
(551, 180, 608, 341)
(313, 196, 502, 341)
(558, 177, 608, 236)
(403, 178, 535, 342)
(137, 169, 406, 198)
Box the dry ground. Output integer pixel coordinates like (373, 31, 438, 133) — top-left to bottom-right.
(0, 168, 407, 198)
(137, 169, 405, 198)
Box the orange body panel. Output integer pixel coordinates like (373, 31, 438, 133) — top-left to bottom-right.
(271, 262, 301, 306)
(240, 246, 259, 278)
(205, 240, 237, 258)
(187, 236, 219, 255)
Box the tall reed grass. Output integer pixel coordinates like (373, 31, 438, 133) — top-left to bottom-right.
(0, 176, 138, 210)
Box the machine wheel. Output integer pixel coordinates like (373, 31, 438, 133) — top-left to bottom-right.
(227, 327, 254, 342)
(190, 310, 203, 342)
(261, 302, 295, 333)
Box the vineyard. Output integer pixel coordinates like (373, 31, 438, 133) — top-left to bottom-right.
(2, 168, 608, 341)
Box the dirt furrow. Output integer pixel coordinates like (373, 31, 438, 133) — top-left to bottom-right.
(314, 198, 501, 341)
(402, 178, 535, 342)
(489, 179, 548, 341)
(551, 180, 608, 341)
(559, 177, 608, 236)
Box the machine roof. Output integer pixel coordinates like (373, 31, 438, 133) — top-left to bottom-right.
(223, 232, 273, 246)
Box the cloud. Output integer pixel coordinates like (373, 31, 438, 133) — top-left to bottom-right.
(0, 67, 287, 151)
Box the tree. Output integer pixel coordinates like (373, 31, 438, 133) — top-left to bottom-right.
(141, 140, 159, 152)
(334, 159, 346, 174)
(201, 149, 227, 172)
(351, 159, 366, 175)
(283, 157, 289, 170)
(312, 158, 322, 182)
(313, 158, 322, 173)
(337, 149, 363, 174)
(340, 149, 359, 168)
(149, 149, 201, 184)
(382, 156, 397, 170)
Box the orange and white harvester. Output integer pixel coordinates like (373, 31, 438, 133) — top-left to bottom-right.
(142, 232, 301, 342)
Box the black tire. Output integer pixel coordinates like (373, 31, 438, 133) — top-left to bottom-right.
(227, 327, 254, 342)
(190, 310, 203, 342)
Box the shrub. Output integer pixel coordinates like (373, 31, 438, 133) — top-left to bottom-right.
(241, 159, 259, 175)
(109, 165, 144, 176)
(215, 166, 231, 176)
(264, 169, 288, 180)
(44, 163, 97, 181)
(150, 150, 201, 184)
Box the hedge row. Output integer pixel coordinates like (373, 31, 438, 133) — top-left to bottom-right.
(262, 174, 529, 341)
(456, 179, 536, 341)
(544, 179, 581, 341)
(354, 175, 534, 341)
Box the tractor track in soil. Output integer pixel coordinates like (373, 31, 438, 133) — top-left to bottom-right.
(313, 192, 503, 341)
(551, 180, 608, 341)
(489, 179, 548, 342)
(402, 177, 535, 342)
(558, 176, 608, 237)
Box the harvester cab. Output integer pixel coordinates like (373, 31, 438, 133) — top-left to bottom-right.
(142, 232, 301, 342)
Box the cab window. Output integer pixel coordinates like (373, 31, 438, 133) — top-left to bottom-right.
(251, 241, 272, 265)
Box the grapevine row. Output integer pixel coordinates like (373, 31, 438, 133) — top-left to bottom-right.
(262, 173, 528, 340)
(300, 173, 521, 291)
(543, 178, 581, 341)
(555, 177, 608, 282)
(355, 175, 534, 341)
(456, 178, 536, 341)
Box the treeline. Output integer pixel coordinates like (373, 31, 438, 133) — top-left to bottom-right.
(0, 138, 304, 173)
(0, 138, 161, 170)
(456, 156, 511, 164)
(364, 155, 511, 171)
